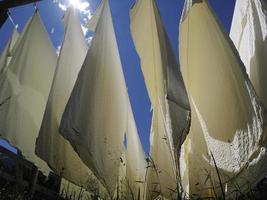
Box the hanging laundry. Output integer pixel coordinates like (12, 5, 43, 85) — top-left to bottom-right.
(0, 11, 56, 174)
(130, 0, 190, 198)
(0, 27, 19, 75)
(179, 0, 267, 197)
(230, 0, 267, 107)
(60, 0, 128, 196)
(125, 99, 147, 200)
(35, 6, 107, 197)
(114, 148, 127, 200)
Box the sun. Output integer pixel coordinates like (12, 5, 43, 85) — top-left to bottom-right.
(68, 0, 89, 12)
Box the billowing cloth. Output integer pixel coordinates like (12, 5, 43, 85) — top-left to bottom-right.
(60, 0, 128, 195)
(36, 7, 107, 196)
(230, 0, 267, 107)
(179, 0, 267, 197)
(113, 149, 127, 200)
(0, 28, 19, 75)
(144, 163, 161, 200)
(0, 11, 56, 174)
(130, 0, 190, 198)
(149, 106, 178, 199)
(125, 100, 147, 200)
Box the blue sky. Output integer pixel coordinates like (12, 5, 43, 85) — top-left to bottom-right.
(0, 0, 236, 154)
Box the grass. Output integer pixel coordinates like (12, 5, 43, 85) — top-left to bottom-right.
(0, 182, 100, 200)
(143, 151, 267, 200)
(0, 175, 267, 199)
(0, 183, 30, 200)
(1, 152, 267, 200)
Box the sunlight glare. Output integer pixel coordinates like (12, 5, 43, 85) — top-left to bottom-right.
(69, 0, 89, 12)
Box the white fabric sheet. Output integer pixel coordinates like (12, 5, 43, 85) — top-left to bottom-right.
(0, 28, 19, 76)
(130, 0, 190, 198)
(36, 7, 107, 196)
(230, 0, 267, 107)
(179, 0, 267, 197)
(126, 100, 147, 200)
(0, 12, 56, 174)
(60, 0, 128, 195)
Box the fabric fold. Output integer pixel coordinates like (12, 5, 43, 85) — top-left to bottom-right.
(126, 99, 147, 200)
(179, 0, 267, 197)
(35, 7, 107, 197)
(230, 0, 267, 108)
(130, 0, 190, 198)
(60, 0, 128, 195)
(0, 11, 56, 174)
(0, 27, 19, 75)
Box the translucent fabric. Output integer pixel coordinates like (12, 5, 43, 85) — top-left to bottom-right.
(230, 0, 267, 107)
(113, 149, 127, 200)
(130, 0, 190, 198)
(0, 12, 56, 174)
(125, 100, 147, 200)
(35, 7, 107, 196)
(0, 28, 19, 75)
(179, 0, 267, 197)
(60, 0, 128, 195)
(144, 164, 161, 200)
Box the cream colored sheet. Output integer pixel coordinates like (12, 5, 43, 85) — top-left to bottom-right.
(130, 0, 190, 198)
(0, 12, 56, 174)
(60, 0, 128, 195)
(0, 28, 19, 75)
(179, 0, 267, 197)
(230, 0, 267, 107)
(126, 100, 147, 200)
(113, 149, 127, 200)
(35, 7, 107, 197)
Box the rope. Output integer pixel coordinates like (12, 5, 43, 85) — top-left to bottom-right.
(7, 10, 17, 29)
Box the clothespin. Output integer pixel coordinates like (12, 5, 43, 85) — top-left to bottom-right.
(34, 2, 38, 12)
(7, 10, 17, 29)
